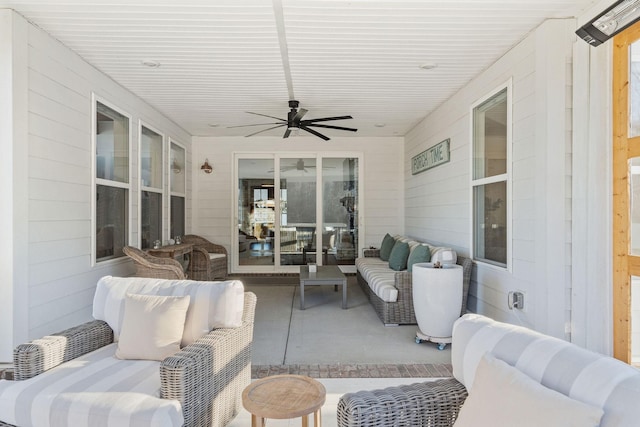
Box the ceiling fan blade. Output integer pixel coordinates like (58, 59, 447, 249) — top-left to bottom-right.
(228, 122, 283, 128)
(306, 123, 358, 132)
(283, 128, 292, 138)
(245, 124, 285, 137)
(293, 108, 308, 123)
(302, 115, 353, 124)
(300, 125, 330, 141)
(246, 111, 287, 121)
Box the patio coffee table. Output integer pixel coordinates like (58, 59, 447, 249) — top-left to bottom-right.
(299, 265, 348, 310)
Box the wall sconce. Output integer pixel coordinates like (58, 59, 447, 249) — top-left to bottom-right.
(577, 0, 640, 46)
(201, 159, 213, 174)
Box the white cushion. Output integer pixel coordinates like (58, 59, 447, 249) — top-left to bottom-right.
(115, 294, 190, 361)
(209, 253, 226, 260)
(454, 354, 603, 427)
(452, 314, 640, 426)
(0, 344, 183, 427)
(93, 276, 244, 346)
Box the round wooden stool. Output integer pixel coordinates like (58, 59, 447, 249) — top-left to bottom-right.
(242, 374, 326, 427)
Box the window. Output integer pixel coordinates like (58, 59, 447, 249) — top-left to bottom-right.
(140, 125, 163, 249)
(170, 141, 186, 239)
(94, 99, 130, 262)
(471, 85, 510, 267)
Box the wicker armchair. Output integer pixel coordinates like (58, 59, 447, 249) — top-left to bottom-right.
(337, 378, 468, 427)
(182, 234, 228, 279)
(123, 245, 186, 279)
(0, 292, 257, 427)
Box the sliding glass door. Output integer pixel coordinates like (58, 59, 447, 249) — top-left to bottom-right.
(235, 154, 360, 273)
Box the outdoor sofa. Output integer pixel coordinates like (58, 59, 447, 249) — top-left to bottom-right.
(0, 276, 255, 427)
(355, 234, 472, 325)
(338, 313, 640, 427)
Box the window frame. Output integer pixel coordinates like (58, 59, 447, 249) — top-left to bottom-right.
(169, 139, 187, 240)
(91, 94, 133, 265)
(138, 121, 165, 249)
(470, 80, 512, 270)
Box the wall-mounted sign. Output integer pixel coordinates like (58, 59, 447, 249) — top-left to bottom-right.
(411, 138, 450, 175)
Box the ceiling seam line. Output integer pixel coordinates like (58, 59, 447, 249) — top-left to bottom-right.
(272, 0, 295, 100)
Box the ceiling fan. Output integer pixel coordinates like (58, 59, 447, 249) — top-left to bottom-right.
(229, 100, 357, 141)
(268, 159, 334, 173)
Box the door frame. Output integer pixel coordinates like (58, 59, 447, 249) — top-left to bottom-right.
(232, 151, 363, 274)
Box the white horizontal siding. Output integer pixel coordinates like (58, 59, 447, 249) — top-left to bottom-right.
(404, 19, 576, 337)
(1, 11, 193, 361)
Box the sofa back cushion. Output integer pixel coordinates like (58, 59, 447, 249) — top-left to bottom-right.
(93, 276, 245, 346)
(452, 314, 640, 427)
(407, 244, 431, 272)
(379, 233, 396, 261)
(388, 241, 410, 271)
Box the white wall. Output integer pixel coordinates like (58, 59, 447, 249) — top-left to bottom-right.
(0, 10, 192, 361)
(405, 19, 578, 339)
(191, 135, 404, 273)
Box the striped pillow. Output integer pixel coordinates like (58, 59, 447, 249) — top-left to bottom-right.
(93, 276, 244, 346)
(452, 314, 640, 427)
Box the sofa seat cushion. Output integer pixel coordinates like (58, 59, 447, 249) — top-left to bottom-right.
(452, 314, 640, 427)
(355, 257, 398, 302)
(0, 344, 183, 427)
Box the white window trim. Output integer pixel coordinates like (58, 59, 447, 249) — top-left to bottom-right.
(138, 121, 165, 248)
(469, 79, 513, 271)
(169, 138, 187, 239)
(91, 93, 133, 266)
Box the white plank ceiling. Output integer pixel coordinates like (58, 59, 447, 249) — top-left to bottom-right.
(1, 0, 599, 139)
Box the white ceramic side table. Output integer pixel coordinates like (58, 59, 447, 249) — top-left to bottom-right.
(412, 262, 463, 350)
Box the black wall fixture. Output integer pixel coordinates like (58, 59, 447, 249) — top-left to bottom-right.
(577, 0, 640, 46)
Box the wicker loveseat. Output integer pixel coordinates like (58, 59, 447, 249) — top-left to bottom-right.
(355, 236, 472, 326)
(0, 276, 256, 427)
(337, 313, 640, 427)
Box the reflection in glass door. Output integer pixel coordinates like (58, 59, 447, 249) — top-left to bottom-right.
(280, 158, 317, 266)
(238, 159, 275, 266)
(235, 154, 360, 272)
(322, 158, 358, 265)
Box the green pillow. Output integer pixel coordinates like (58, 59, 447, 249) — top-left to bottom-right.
(388, 241, 410, 271)
(380, 234, 396, 261)
(407, 245, 431, 272)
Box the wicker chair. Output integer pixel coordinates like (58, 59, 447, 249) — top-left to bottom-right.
(337, 378, 468, 427)
(123, 245, 186, 279)
(0, 292, 256, 427)
(182, 234, 228, 279)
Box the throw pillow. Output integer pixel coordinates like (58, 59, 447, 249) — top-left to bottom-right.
(93, 276, 245, 346)
(379, 233, 396, 261)
(115, 293, 191, 361)
(388, 241, 410, 271)
(407, 244, 431, 272)
(453, 354, 604, 427)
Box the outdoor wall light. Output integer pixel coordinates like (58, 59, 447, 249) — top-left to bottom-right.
(577, 0, 640, 46)
(201, 159, 213, 174)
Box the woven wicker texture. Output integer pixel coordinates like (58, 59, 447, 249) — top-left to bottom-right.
(1, 292, 256, 427)
(337, 378, 468, 427)
(182, 234, 228, 279)
(123, 245, 187, 279)
(358, 255, 472, 325)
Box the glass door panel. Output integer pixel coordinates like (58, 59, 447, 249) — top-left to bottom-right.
(280, 158, 317, 266)
(323, 158, 358, 265)
(238, 159, 275, 266)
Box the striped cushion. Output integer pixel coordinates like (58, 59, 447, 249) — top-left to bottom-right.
(452, 314, 640, 427)
(0, 344, 183, 427)
(93, 276, 244, 346)
(355, 257, 398, 302)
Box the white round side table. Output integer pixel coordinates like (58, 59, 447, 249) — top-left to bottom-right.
(412, 262, 463, 350)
